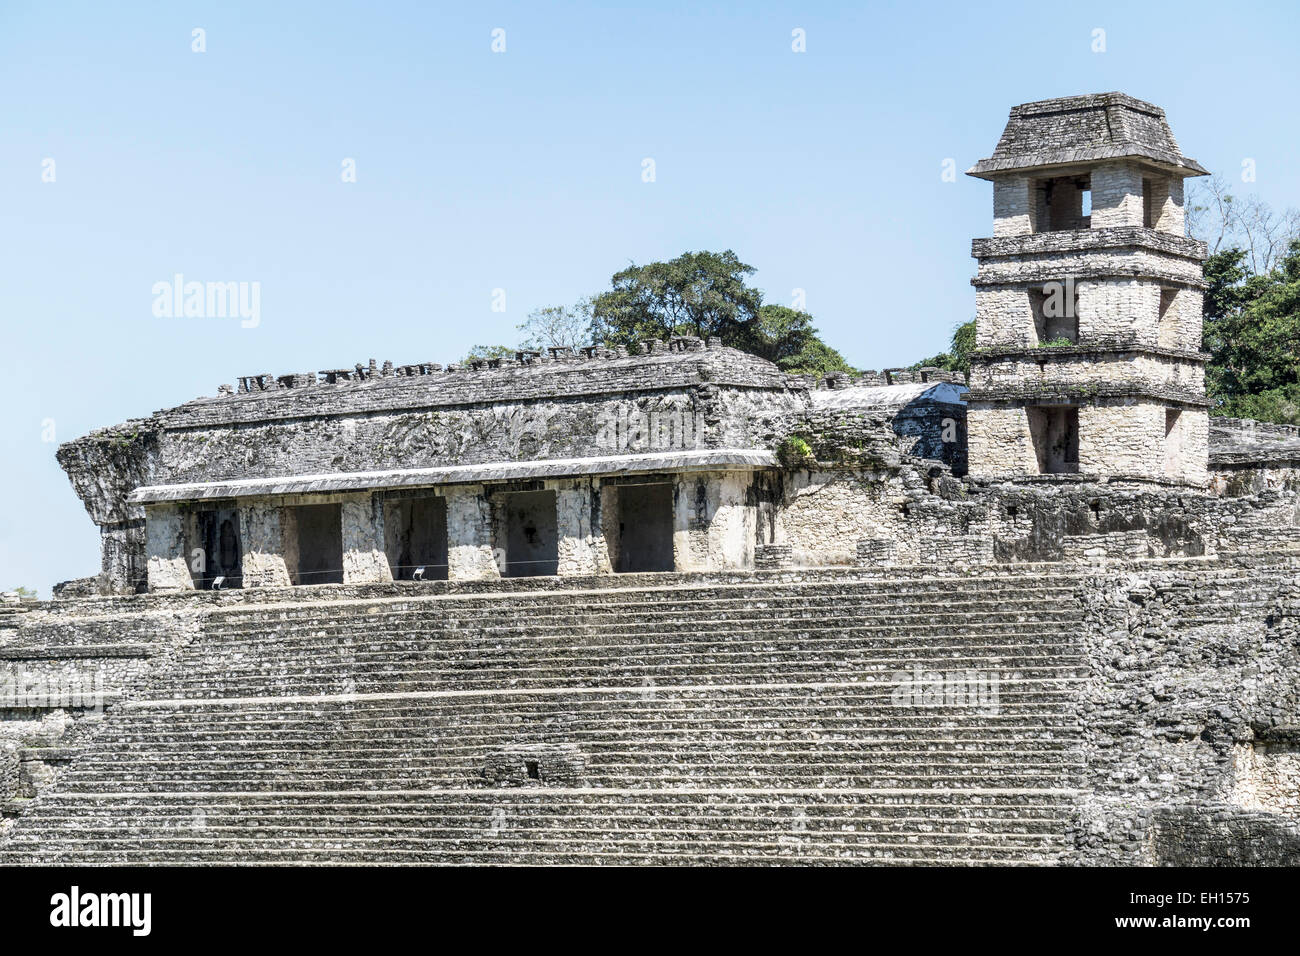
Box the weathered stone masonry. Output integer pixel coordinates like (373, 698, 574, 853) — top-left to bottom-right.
(6, 91, 1300, 866)
(967, 93, 1210, 486)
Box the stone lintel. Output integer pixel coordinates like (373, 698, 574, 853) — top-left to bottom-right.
(967, 387, 1210, 408)
(970, 343, 1209, 364)
(128, 450, 778, 504)
(971, 263, 1207, 290)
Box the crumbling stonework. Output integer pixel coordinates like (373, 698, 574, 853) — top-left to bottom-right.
(9, 90, 1299, 866)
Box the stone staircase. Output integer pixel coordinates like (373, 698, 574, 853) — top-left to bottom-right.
(0, 572, 1096, 864)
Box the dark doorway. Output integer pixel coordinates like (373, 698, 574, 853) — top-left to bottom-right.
(502, 490, 558, 577)
(614, 482, 674, 572)
(288, 503, 343, 585)
(195, 507, 242, 589)
(1027, 406, 1080, 474)
(383, 496, 449, 580)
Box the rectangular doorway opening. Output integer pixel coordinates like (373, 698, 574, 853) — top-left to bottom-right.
(383, 496, 448, 580)
(1029, 285, 1078, 345)
(194, 507, 242, 590)
(502, 489, 558, 577)
(612, 482, 674, 572)
(1032, 175, 1090, 232)
(1027, 406, 1080, 474)
(286, 503, 343, 585)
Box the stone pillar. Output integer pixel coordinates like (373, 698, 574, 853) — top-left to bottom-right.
(341, 493, 392, 584)
(672, 472, 755, 571)
(240, 500, 292, 588)
(1155, 177, 1185, 235)
(445, 485, 499, 581)
(594, 483, 615, 574)
(554, 480, 599, 576)
(1090, 161, 1144, 228)
(1078, 403, 1164, 479)
(992, 176, 1033, 237)
(710, 472, 755, 569)
(673, 474, 711, 572)
(144, 504, 193, 591)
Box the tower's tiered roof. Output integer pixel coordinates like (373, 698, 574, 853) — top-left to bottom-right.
(967, 92, 1207, 179)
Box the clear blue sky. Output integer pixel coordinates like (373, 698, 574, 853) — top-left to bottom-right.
(3, 0, 1298, 593)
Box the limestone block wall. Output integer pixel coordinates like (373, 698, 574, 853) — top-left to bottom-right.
(1076, 402, 1162, 477)
(99, 522, 146, 596)
(993, 176, 1033, 237)
(1226, 741, 1300, 818)
(1151, 176, 1185, 235)
(144, 504, 192, 591)
(967, 405, 1039, 478)
(1070, 563, 1300, 864)
(1089, 161, 1144, 228)
(554, 480, 601, 577)
(1158, 286, 1201, 350)
(238, 502, 291, 588)
(1079, 278, 1157, 342)
(340, 494, 392, 585)
(772, 467, 990, 567)
(971, 231, 1206, 354)
(1166, 410, 1209, 485)
(975, 247, 1203, 293)
(672, 472, 757, 572)
(972, 350, 1205, 393)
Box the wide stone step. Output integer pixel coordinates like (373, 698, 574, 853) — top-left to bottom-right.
(210, 605, 1088, 637)
(152, 665, 1088, 698)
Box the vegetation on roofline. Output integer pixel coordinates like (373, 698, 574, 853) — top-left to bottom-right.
(465, 250, 853, 376)
(911, 320, 976, 375)
(775, 435, 814, 468)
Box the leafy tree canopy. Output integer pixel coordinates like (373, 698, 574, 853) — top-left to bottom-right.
(474, 250, 853, 376)
(911, 320, 975, 375)
(1203, 241, 1300, 424)
(589, 250, 763, 348)
(749, 305, 854, 375)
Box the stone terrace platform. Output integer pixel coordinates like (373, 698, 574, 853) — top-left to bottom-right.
(2, 557, 1297, 865)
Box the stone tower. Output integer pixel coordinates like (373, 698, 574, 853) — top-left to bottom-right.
(965, 93, 1210, 486)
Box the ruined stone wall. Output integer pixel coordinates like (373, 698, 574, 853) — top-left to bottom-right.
(58, 345, 811, 592)
(769, 451, 1300, 569)
(1068, 559, 1300, 864)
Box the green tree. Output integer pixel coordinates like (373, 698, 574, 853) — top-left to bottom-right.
(750, 305, 854, 375)
(1203, 240, 1300, 423)
(463, 251, 854, 374)
(589, 250, 763, 348)
(460, 344, 516, 364)
(587, 250, 851, 372)
(911, 320, 975, 375)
